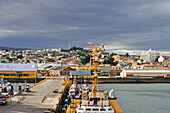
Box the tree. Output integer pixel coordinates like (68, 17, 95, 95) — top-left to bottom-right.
(70, 46, 84, 51)
(110, 52, 117, 56)
(39, 60, 43, 63)
(1, 61, 6, 63)
(47, 59, 56, 62)
(27, 60, 30, 63)
(9, 58, 13, 62)
(108, 56, 114, 65)
(17, 55, 23, 59)
(103, 55, 115, 65)
(113, 61, 118, 66)
(103, 59, 109, 64)
(125, 53, 129, 57)
(155, 56, 159, 62)
(77, 51, 85, 56)
(81, 55, 90, 65)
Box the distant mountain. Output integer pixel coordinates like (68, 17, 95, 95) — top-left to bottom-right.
(0, 46, 31, 50)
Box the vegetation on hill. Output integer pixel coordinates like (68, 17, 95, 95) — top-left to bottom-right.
(81, 55, 90, 65)
(61, 46, 88, 53)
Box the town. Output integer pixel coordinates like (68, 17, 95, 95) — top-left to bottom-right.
(0, 46, 170, 79)
(0, 44, 170, 113)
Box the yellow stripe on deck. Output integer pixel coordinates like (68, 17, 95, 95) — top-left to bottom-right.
(66, 99, 82, 113)
(109, 100, 123, 113)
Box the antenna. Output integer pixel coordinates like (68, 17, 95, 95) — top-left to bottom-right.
(69, 43, 70, 49)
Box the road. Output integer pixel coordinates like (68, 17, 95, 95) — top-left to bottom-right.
(0, 78, 64, 113)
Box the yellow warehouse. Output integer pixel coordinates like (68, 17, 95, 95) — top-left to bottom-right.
(77, 66, 94, 71)
(0, 63, 38, 78)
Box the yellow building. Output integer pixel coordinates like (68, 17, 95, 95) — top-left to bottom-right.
(77, 66, 94, 71)
(70, 66, 95, 78)
(0, 63, 38, 78)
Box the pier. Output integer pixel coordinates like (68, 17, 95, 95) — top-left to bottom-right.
(0, 78, 64, 113)
(73, 77, 170, 84)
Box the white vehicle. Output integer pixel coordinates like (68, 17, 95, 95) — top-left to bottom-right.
(76, 106, 114, 113)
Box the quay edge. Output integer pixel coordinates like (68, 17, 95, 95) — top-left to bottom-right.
(2, 78, 46, 83)
(71, 78, 170, 84)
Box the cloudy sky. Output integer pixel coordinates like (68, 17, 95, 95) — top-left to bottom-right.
(0, 0, 170, 55)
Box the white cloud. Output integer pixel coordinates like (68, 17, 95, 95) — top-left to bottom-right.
(137, 2, 170, 17)
(105, 49, 170, 56)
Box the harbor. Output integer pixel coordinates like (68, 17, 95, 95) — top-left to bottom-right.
(0, 43, 170, 113)
(0, 78, 63, 113)
(1, 77, 170, 113)
(0, 0, 170, 112)
(89, 83, 170, 113)
(54, 43, 123, 113)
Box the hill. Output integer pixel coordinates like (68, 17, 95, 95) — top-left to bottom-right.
(0, 46, 31, 50)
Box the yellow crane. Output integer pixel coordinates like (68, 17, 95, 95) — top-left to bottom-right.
(88, 42, 105, 104)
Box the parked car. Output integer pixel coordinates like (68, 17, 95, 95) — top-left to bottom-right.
(0, 96, 7, 105)
(25, 85, 31, 92)
(53, 89, 58, 93)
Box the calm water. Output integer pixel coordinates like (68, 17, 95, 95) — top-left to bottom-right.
(88, 84, 170, 113)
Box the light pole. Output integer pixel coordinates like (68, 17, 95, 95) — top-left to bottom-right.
(35, 64, 38, 84)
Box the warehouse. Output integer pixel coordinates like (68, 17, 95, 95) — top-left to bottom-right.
(0, 63, 37, 78)
(120, 69, 170, 78)
(77, 66, 94, 71)
(70, 71, 91, 78)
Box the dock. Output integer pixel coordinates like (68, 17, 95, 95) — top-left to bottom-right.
(73, 77, 170, 84)
(0, 78, 64, 113)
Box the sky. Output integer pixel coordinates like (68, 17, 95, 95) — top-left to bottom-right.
(0, 0, 170, 55)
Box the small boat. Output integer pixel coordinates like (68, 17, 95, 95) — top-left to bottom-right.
(0, 80, 14, 95)
(68, 80, 79, 99)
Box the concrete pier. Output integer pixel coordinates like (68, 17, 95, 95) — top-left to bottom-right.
(73, 77, 170, 84)
(0, 78, 64, 113)
(2, 78, 46, 83)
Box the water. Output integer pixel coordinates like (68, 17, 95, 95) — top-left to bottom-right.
(88, 84, 170, 113)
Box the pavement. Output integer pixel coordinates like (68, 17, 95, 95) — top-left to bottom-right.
(0, 78, 64, 113)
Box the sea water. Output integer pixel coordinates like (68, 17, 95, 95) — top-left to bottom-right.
(88, 84, 170, 113)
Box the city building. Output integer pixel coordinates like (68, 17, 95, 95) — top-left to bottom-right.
(77, 66, 94, 71)
(0, 63, 38, 78)
(158, 56, 170, 65)
(100, 66, 112, 76)
(111, 66, 122, 75)
(140, 49, 160, 62)
(70, 71, 91, 78)
(120, 69, 170, 78)
(49, 66, 76, 76)
(132, 64, 164, 70)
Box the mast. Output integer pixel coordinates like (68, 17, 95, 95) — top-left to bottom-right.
(87, 43, 105, 105)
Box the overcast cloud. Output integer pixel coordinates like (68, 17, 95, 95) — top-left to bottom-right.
(0, 0, 170, 55)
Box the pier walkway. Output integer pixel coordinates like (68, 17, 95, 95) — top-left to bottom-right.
(0, 78, 64, 113)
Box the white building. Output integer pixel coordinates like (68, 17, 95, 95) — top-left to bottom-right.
(140, 51, 147, 61)
(140, 49, 160, 62)
(158, 56, 164, 62)
(120, 69, 170, 78)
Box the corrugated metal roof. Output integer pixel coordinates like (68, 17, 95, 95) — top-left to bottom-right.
(70, 71, 91, 75)
(50, 66, 67, 70)
(0, 63, 37, 71)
